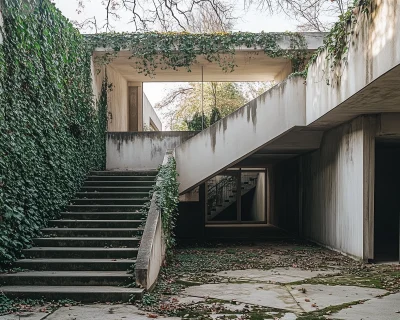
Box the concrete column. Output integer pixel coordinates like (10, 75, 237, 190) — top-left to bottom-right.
(362, 116, 377, 261)
(128, 82, 143, 132)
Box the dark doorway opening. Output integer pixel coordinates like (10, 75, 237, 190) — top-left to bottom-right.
(374, 140, 400, 263)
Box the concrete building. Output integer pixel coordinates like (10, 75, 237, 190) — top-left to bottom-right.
(94, 1, 400, 264)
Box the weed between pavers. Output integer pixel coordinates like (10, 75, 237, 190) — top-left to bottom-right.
(0, 294, 78, 316)
(134, 242, 400, 318)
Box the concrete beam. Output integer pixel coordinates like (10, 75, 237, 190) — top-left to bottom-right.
(92, 32, 325, 83)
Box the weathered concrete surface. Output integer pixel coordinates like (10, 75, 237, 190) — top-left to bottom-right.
(95, 65, 129, 132)
(47, 305, 179, 320)
(135, 193, 165, 290)
(280, 313, 297, 320)
(183, 283, 303, 312)
(333, 292, 400, 320)
(106, 131, 198, 170)
(216, 268, 339, 283)
(0, 311, 48, 320)
(300, 116, 376, 260)
(176, 77, 307, 194)
(306, 1, 400, 127)
(289, 284, 387, 312)
(136, 153, 171, 289)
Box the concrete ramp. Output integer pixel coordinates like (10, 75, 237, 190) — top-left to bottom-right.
(175, 77, 308, 194)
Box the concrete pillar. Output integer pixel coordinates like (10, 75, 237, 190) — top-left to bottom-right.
(362, 116, 377, 261)
(128, 82, 143, 132)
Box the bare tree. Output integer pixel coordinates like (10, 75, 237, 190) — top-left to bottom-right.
(243, 0, 353, 31)
(73, 0, 235, 32)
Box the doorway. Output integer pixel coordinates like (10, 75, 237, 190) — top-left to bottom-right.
(374, 140, 400, 263)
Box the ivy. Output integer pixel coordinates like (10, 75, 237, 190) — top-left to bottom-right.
(155, 157, 180, 251)
(140, 157, 179, 253)
(0, 0, 107, 265)
(304, 0, 371, 79)
(86, 31, 308, 77)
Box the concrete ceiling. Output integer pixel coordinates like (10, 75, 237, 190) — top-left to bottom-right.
(233, 128, 324, 167)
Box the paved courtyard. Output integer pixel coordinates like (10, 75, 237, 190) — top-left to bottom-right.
(1, 241, 399, 320)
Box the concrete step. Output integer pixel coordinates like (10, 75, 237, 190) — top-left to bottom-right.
(49, 220, 143, 228)
(0, 271, 133, 287)
(60, 212, 144, 220)
(70, 198, 148, 205)
(32, 237, 140, 247)
(91, 171, 157, 176)
(41, 228, 143, 237)
(66, 205, 144, 212)
(22, 247, 138, 259)
(0, 286, 143, 302)
(15, 259, 136, 271)
(83, 181, 155, 187)
(75, 192, 150, 199)
(80, 186, 153, 193)
(86, 176, 156, 181)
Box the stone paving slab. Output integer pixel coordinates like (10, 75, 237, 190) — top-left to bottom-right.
(46, 304, 180, 320)
(216, 267, 338, 283)
(183, 283, 303, 312)
(0, 311, 48, 320)
(332, 292, 400, 320)
(289, 284, 387, 312)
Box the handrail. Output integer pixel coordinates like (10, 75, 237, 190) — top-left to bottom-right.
(207, 175, 235, 198)
(135, 150, 173, 290)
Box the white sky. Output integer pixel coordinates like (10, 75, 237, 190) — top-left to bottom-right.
(53, 0, 298, 127)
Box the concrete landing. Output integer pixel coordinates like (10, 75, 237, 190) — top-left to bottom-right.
(216, 267, 339, 283)
(184, 282, 303, 312)
(289, 284, 387, 312)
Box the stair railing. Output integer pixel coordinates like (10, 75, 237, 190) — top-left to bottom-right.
(207, 175, 236, 216)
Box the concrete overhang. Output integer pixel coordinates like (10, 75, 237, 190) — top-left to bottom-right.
(232, 127, 324, 167)
(307, 64, 400, 130)
(92, 32, 325, 82)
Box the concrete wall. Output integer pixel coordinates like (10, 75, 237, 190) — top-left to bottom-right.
(251, 173, 266, 222)
(93, 64, 129, 131)
(300, 116, 376, 260)
(306, 1, 400, 125)
(143, 94, 162, 131)
(106, 131, 198, 170)
(175, 76, 307, 194)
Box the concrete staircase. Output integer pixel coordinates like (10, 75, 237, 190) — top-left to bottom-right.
(207, 173, 258, 221)
(0, 171, 158, 302)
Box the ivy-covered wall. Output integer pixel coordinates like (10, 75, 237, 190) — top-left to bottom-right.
(0, 0, 107, 265)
